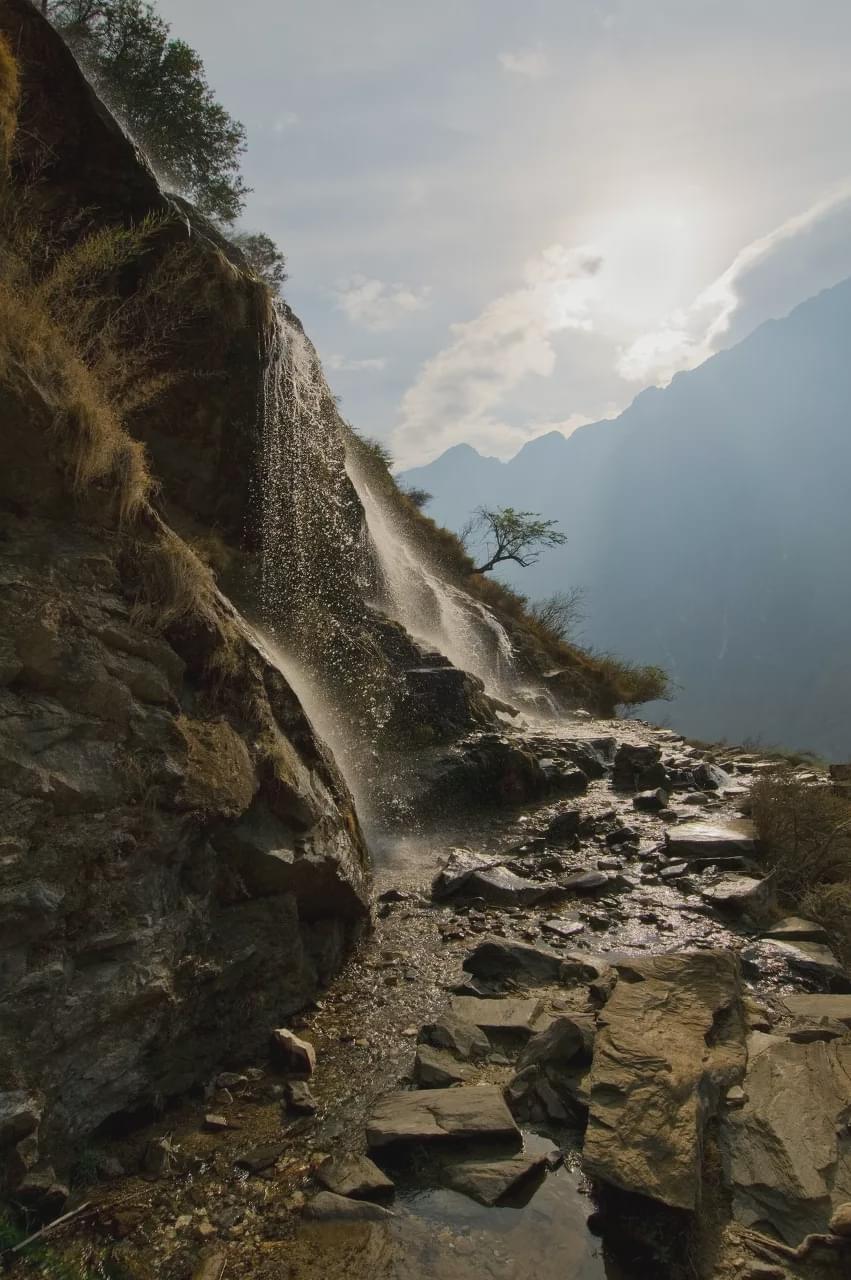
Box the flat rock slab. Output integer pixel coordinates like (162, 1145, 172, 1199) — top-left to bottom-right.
(465, 866, 551, 907)
(366, 1087, 521, 1150)
(235, 1143, 286, 1174)
(305, 1191, 393, 1222)
(666, 819, 756, 863)
(433, 849, 500, 899)
(583, 950, 745, 1211)
(316, 1154, 395, 1201)
(780, 995, 851, 1027)
(442, 1152, 550, 1206)
(562, 870, 611, 893)
(463, 938, 564, 985)
(701, 876, 775, 919)
(766, 939, 845, 983)
(414, 1044, 475, 1088)
(721, 1034, 851, 1243)
(541, 916, 585, 940)
(762, 917, 830, 944)
(450, 996, 544, 1037)
(419, 1013, 490, 1061)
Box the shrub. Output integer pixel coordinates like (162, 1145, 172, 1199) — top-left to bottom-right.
(750, 772, 851, 961)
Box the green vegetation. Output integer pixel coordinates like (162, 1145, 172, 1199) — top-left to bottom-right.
(346, 428, 671, 713)
(48, 0, 248, 223)
(750, 772, 851, 964)
(463, 505, 568, 573)
(231, 230, 287, 293)
(528, 588, 585, 642)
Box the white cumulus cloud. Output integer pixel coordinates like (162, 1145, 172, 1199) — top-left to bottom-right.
(392, 246, 602, 464)
(334, 275, 431, 330)
(325, 354, 387, 372)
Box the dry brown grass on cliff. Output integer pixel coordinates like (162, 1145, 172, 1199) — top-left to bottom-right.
(0, 34, 17, 170)
(131, 525, 217, 629)
(751, 772, 851, 963)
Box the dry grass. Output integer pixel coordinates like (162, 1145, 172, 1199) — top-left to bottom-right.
(751, 772, 851, 962)
(0, 34, 18, 169)
(130, 525, 217, 629)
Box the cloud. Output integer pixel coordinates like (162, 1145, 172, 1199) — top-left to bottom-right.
(392, 246, 603, 464)
(498, 48, 550, 79)
(272, 111, 299, 132)
(325, 354, 387, 372)
(334, 275, 431, 330)
(618, 185, 851, 383)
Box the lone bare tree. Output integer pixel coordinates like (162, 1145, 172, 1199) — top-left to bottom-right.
(463, 506, 567, 574)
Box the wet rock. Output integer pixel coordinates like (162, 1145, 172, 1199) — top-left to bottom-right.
(633, 788, 668, 813)
(442, 1152, 550, 1206)
(666, 819, 756, 863)
(203, 1114, 230, 1132)
(764, 939, 846, 986)
(518, 1015, 595, 1071)
(142, 1137, 181, 1179)
(693, 761, 734, 791)
(419, 1013, 490, 1062)
(606, 825, 638, 846)
(584, 950, 746, 1211)
(682, 792, 712, 807)
(366, 1086, 521, 1150)
(545, 809, 582, 844)
(450, 995, 544, 1039)
(700, 875, 776, 921)
(613, 743, 662, 790)
(463, 937, 564, 985)
(762, 917, 831, 944)
(316, 1153, 395, 1201)
(659, 862, 688, 880)
(780, 995, 851, 1027)
(829, 1202, 851, 1238)
(432, 849, 498, 899)
(305, 1191, 393, 1221)
(271, 1028, 316, 1075)
(414, 1044, 475, 1087)
(562, 870, 611, 893)
(234, 1143, 286, 1174)
(559, 738, 615, 780)
(465, 866, 552, 908)
(541, 916, 585, 941)
(285, 1081, 318, 1115)
(721, 1034, 851, 1243)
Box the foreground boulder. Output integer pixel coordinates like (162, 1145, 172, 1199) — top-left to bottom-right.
(721, 1034, 851, 1243)
(366, 1087, 521, 1150)
(583, 950, 746, 1211)
(666, 819, 757, 863)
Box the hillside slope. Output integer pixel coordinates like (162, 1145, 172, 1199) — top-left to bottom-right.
(403, 278, 851, 758)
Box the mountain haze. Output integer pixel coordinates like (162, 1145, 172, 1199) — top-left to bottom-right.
(402, 277, 851, 759)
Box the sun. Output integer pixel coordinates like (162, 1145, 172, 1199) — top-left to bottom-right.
(592, 197, 705, 330)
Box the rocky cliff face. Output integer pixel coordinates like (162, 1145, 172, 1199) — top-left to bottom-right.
(0, 0, 373, 1195)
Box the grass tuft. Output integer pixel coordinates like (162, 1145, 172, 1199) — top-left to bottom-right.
(0, 33, 18, 169)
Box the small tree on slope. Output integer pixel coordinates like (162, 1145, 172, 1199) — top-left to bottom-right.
(463, 506, 567, 574)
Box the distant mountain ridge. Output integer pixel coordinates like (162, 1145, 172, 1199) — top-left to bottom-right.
(401, 276, 851, 758)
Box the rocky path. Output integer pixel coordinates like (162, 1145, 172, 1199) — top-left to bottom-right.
(22, 717, 851, 1280)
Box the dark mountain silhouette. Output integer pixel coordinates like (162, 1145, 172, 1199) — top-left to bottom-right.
(402, 277, 851, 759)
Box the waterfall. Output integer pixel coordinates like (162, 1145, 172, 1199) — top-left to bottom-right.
(257, 301, 521, 734)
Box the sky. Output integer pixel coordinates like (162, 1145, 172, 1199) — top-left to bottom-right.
(157, 0, 851, 466)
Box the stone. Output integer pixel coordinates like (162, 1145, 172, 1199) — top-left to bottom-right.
(450, 996, 544, 1038)
(633, 788, 668, 813)
(693, 761, 733, 791)
(659, 862, 688, 880)
(0, 1092, 41, 1147)
(762, 917, 830, 944)
(545, 810, 582, 843)
(607, 826, 638, 846)
(414, 1044, 475, 1088)
(780, 995, 851, 1027)
(463, 938, 564, 986)
(432, 850, 501, 899)
(366, 1087, 521, 1150)
(419, 1013, 490, 1062)
(541, 916, 585, 941)
(613, 743, 662, 790)
(766, 939, 846, 985)
(316, 1153, 395, 1201)
(562, 870, 611, 893)
(285, 1081, 318, 1115)
(464, 866, 551, 908)
(666, 819, 756, 863)
(517, 1015, 595, 1071)
(721, 1034, 851, 1243)
(583, 950, 745, 1211)
(234, 1143, 286, 1174)
(829, 1202, 851, 1238)
(203, 1114, 229, 1132)
(304, 1191, 393, 1222)
(786, 1018, 848, 1045)
(700, 875, 776, 921)
(636, 762, 672, 791)
(442, 1152, 550, 1206)
(192, 1254, 228, 1280)
(271, 1029, 316, 1075)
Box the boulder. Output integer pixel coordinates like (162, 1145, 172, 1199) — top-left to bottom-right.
(284, 1081, 317, 1115)
(304, 1191, 393, 1222)
(271, 1029, 316, 1075)
(721, 1035, 851, 1243)
(633, 788, 668, 813)
(666, 819, 757, 863)
(316, 1154, 395, 1201)
(414, 1045, 475, 1088)
(765, 940, 847, 987)
(366, 1087, 521, 1150)
(700, 875, 776, 921)
(463, 938, 564, 986)
(693, 762, 734, 791)
(559, 738, 615, 780)
(780, 995, 851, 1028)
(517, 1015, 595, 1070)
(762, 917, 830, 944)
(613, 743, 662, 790)
(829, 1202, 851, 1238)
(545, 809, 582, 844)
(418, 1013, 490, 1062)
(442, 1152, 550, 1206)
(561, 870, 611, 893)
(432, 849, 497, 899)
(464, 866, 551, 908)
(583, 950, 746, 1211)
(450, 996, 544, 1039)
